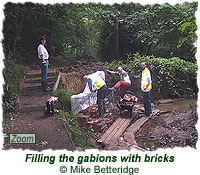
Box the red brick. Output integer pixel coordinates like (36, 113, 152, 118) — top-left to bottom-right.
(77, 114, 89, 127)
(92, 122, 107, 133)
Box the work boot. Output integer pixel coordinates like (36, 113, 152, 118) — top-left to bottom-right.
(46, 86, 52, 91)
(41, 81, 46, 92)
(42, 81, 51, 92)
(45, 81, 52, 91)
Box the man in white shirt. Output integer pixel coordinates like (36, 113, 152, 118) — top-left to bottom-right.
(37, 36, 51, 92)
(141, 62, 152, 117)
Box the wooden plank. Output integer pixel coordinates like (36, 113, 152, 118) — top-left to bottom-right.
(126, 117, 149, 134)
(27, 68, 58, 75)
(98, 113, 134, 143)
(53, 72, 61, 92)
(98, 118, 123, 142)
(109, 118, 131, 140)
(99, 118, 123, 142)
(104, 118, 127, 142)
(114, 118, 132, 138)
(98, 118, 124, 142)
(24, 77, 57, 84)
(25, 75, 57, 81)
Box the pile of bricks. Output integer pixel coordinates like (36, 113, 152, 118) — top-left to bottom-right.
(76, 94, 139, 133)
(119, 94, 138, 106)
(76, 103, 119, 133)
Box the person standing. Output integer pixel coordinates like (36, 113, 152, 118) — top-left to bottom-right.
(83, 74, 107, 117)
(107, 67, 131, 98)
(141, 62, 152, 117)
(37, 36, 51, 92)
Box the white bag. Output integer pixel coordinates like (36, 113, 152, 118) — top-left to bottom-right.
(71, 71, 105, 114)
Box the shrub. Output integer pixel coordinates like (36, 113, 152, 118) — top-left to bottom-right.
(53, 89, 73, 111)
(58, 111, 94, 149)
(105, 53, 197, 98)
(3, 59, 24, 115)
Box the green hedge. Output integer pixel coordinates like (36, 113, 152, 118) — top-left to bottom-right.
(3, 59, 24, 115)
(53, 89, 73, 111)
(53, 89, 95, 149)
(59, 111, 94, 149)
(105, 53, 197, 98)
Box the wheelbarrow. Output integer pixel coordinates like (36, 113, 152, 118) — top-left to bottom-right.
(117, 91, 137, 117)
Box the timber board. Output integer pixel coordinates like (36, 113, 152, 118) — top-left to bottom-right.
(98, 117, 132, 143)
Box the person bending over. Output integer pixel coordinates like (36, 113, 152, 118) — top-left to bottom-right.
(107, 67, 131, 98)
(83, 74, 107, 117)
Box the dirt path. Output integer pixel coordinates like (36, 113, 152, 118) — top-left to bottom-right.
(3, 69, 75, 151)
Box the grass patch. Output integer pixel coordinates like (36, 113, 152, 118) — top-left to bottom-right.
(54, 88, 96, 150)
(53, 89, 72, 111)
(58, 111, 94, 150)
(188, 103, 197, 118)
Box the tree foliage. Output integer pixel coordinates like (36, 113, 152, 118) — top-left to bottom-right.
(3, 2, 197, 63)
(2, 2, 198, 116)
(105, 53, 197, 98)
(3, 57, 24, 115)
(117, 2, 198, 61)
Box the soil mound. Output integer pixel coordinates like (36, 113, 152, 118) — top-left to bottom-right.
(60, 72, 85, 94)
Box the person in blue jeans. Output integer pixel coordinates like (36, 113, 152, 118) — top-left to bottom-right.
(37, 36, 51, 92)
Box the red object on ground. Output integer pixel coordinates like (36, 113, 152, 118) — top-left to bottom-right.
(114, 81, 131, 98)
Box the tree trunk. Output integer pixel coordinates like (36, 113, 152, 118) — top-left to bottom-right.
(13, 27, 21, 61)
(48, 41, 54, 56)
(146, 44, 152, 56)
(77, 48, 80, 56)
(87, 5, 91, 48)
(13, 11, 24, 61)
(109, 20, 120, 60)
